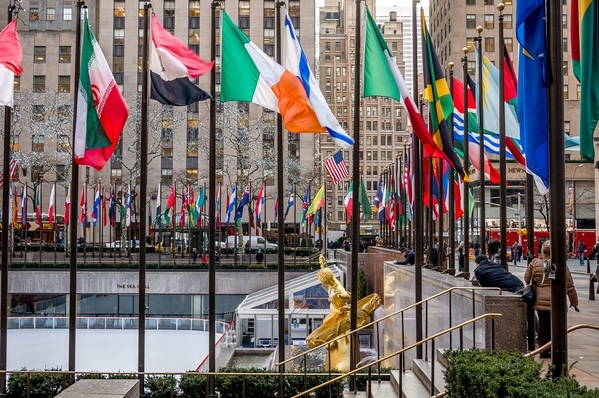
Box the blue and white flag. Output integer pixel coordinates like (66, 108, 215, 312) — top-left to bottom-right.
(284, 185, 295, 220)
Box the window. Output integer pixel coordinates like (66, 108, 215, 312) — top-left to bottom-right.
(577, 84, 581, 99)
(392, 42, 398, 51)
(563, 84, 568, 99)
(32, 135, 45, 152)
(59, 46, 71, 63)
(335, 42, 341, 51)
(467, 37, 476, 51)
(164, 0, 175, 30)
(32, 105, 45, 122)
(33, 76, 45, 92)
(52, 165, 66, 182)
(503, 14, 513, 29)
(485, 37, 495, 52)
(59, 76, 71, 92)
(485, 0, 494, 4)
(58, 135, 70, 152)
(111, 168, 122, 184)
(63, 8, 72, 21)
(503, 0, 512, 4)
(484, 14, 494, 29)
(504, 37, 513, 52)
(325, 42, 330, 51)
(14, 76, 19, 92)
(466, 0, 476, 5)
(563, 61, 568, 76)
(58, 105, 71, 123)
(562, 14, 567, 29)
(34, 47, 46, 63)
(47, 8, 56, 21)
(30, 8, 39, 20)
(563, 38, 568, 52)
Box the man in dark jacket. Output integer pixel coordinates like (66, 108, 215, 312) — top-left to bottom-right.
(474, 239, 524, 293)
(395, 247, 415, 265)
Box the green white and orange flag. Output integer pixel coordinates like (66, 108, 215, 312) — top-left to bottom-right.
(74, 11, 128, 171)
(571, 0, 599, 162)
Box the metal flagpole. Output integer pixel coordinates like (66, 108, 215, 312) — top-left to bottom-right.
(447, 62, 456, 273)
(137, 3, 152, 394)
(275, 2, 286, 396)
(412, 1, 423, 356)
(208, 3, 219, 395)
(498, 5, 508, 269)
(0, 3, 18, 391)
(462, 47, 471, 279)
(547, 0, 568, 376)
(67, 1, 85, 382)
(475, 26, 486, 254)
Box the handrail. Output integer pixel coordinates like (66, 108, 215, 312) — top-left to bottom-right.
(276, 286, 503, 367)
(291, 313, 503, 398)
(524, 323, 599, 358)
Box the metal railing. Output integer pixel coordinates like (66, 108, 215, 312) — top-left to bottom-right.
(291, 313, 502, 398)
(276, 286, 503, 376)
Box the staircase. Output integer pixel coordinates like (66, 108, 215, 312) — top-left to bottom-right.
(340, 349, 449, 398)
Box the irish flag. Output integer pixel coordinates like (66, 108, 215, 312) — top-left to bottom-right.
(75, 12, 128, 171)
(220, 11, 324, 134)
(0, 20, 22, 107)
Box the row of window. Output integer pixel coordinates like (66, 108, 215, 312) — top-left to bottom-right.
(30, 8, 72, 22)
(466, 14, 513, 30)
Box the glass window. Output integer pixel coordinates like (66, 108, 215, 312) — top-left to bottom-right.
(30, 8, 39, 20)
(34, 46, 46, 63)
(466, 14, 476, 29)
(504, 37, 513, 52)
(485, 0, 494, 4)
(466, 0, 476, 5)
(58, 135, 71, 152)
(63, 8, 72, 21)
(503, 14, 513, 29)
(47, 8, 56, 21)
(577, 84, 581, 99)
(563, 84, 568, 99)
(562, 14, 567, 29)
(485, 37, 495, 52)
(484, 14, 494, 29)
(32, 135, 45, 152)
(59, 46, 71, 63)
(33, 76, 45, 92)
(58, 76, 70, 92)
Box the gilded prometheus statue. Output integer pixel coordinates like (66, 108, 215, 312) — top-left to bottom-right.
(305, 255, 382, 372)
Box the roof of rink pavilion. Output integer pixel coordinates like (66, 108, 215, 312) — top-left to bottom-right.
(235, 263, 346, 320)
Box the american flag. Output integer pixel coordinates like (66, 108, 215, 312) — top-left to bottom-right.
(0, 157, 18, 188)
(324, 151, 348, 185)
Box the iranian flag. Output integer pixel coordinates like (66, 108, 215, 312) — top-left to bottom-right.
(74, 11, 128, 171)
(48, 183, 55, 224)
(344, 182, 353, 223)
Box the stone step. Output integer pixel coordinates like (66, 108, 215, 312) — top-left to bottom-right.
(412, 358, 447, 396)
(390, 369, 432, 398)
(342, 380, 397, 398)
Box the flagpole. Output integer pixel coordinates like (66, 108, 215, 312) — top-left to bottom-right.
(54, 182, 58, 267)
(248, 182, 252, 267)
(137, 3, 151, 393)
(67, 0, 85, 381)
(475, 26, 486, 254)
(547, 0, 568, 375)
(208, 4, 219, 394)
(447, 62, 456, 273)
(0, 3, 17, 390)
(497, 5, 508, 270)
(349, 0, 362, 389)
(275, 2, 286, 395)
(461, 47, 471, 279)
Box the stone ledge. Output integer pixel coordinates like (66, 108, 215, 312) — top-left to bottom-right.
(56, 379, 139, 398)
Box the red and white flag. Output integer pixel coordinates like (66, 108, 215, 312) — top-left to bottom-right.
(64, 184, 71, 225)
(0, 20, 22, 107)
(48, 183, 56, 224)
(80, 183, 86, 225)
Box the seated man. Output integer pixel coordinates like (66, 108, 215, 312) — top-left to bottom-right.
(474, 239, 524, 293)
(395, 247, 415, 265)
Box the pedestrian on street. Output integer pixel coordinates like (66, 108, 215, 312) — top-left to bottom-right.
(577, 240, 587, 266)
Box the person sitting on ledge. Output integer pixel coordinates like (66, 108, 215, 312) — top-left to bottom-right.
(395, 247, 415, 265)
(473, 239, 524, 293)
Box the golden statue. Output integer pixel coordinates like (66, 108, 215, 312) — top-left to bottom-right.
(306, 255, 382, 372)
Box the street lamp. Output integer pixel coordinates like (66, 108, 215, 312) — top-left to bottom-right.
(571, 164, 583, 229)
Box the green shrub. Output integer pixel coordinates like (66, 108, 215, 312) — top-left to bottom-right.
(7, 368, 70, 398)
(444, 349, 599, 397)
(215, 367, 278, 398)
(145, 375, 178, 398)
(179, 372, 207, 397)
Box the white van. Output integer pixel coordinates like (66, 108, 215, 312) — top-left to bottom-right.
(226, 235, 278, 250)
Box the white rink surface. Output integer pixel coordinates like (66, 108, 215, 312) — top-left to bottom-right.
(6, 329, 216, 373)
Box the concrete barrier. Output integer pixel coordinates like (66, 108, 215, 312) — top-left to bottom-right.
(56, 379, 139, 398)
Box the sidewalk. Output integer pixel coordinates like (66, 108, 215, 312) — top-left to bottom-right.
(510, 258, 599, 389)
